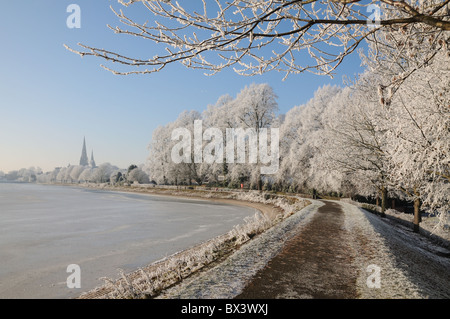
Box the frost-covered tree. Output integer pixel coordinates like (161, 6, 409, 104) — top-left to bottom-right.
(312, 37, 449, 232)
(56, 167, 67, 183)
(146, 120, 185, 185)
(91, 163, 118, 183)
(127, 166, 150, 184)
(110, 169, 126, 185)
(66, 1, 450, 78)
(361, 3, 450, 107)
(36, 171, 51, 184)
(12, 167, 40, 183)
(354, 10, 450, 231)
(70, 165, 86, 182)
(147, 110, 204, 185)
(382, 49, 450, 231)
(78, 167, 93, 183)
(233, 83, 279, 190)
(200, 94, 235, 184)
(322, 80, 391, 213)
(278, 85, 341, 194)
(64, 165, 75, 183)
(146, 125, 170, 184)
(234, 83, 278, 132)
(146, 83, 279, 188)
(171, 110, 204, 185)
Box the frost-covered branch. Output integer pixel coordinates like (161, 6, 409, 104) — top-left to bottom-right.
(65, 0, 450, 77)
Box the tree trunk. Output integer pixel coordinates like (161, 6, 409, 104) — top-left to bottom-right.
(413, 197, 421, 233)
(256, 171, 262, 192)
(380, 186, 387, 217)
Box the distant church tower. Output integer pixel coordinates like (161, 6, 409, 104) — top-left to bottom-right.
(90, 150, 96, 168)
(80, 137, 89, 166)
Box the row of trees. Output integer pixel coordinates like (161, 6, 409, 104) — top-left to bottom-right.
(38, 163, 150, 185)
(146, 83, 280, 189)
(0, 167, 43, 183)
(325, 19, 450, 232)
(2, 164, 150, 185)
(146, 26, 449, 232)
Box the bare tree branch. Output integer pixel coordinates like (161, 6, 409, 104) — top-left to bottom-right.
(65, 0, 450, 77)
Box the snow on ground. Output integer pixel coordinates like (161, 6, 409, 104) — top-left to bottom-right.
(341, 201, 450, 298)
(157, 199, 450, 299)
(341, 198, 450, 243)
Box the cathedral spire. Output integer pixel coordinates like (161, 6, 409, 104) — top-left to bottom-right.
(90, 150, 96, 168)
(79, 137, 89, 166)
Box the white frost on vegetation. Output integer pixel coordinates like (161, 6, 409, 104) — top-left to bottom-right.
(78, 193, 311, 299)
(341, 201, 450, 299)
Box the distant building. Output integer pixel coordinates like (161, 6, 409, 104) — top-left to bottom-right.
(79, 137, 96, 168)
(80, 137, 89, 166)
(90, 150, 96, 168)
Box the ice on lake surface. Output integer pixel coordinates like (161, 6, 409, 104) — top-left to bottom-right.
(0, 183, 255, 298)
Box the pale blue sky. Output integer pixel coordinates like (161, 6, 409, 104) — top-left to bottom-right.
(0, 0, 365, 172)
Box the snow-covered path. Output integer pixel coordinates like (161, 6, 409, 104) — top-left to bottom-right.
(157, 200, 450, 299)
(341, 201, 450, 298)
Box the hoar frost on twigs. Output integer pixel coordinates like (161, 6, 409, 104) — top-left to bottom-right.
(65, 1, 450, 78)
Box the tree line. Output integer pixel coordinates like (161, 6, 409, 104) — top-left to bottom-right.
(1, 164, 150, 185)
(145, 23, 449, 232)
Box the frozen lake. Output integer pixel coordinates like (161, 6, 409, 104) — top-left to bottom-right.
(0, 183, 255, 299)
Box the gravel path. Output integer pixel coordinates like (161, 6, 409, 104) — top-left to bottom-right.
(157, 200, 450, 299)
(236, 200, 357, 299)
